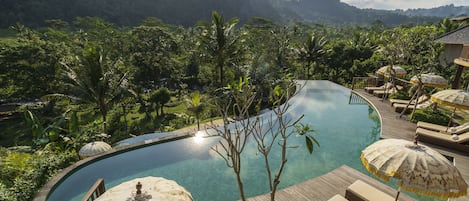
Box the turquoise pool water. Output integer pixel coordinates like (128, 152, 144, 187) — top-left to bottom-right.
(47, 80, 381, 201)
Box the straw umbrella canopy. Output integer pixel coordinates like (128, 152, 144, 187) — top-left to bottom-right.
(400, 74, 447, 119)
(95, 176, 193, 201)
(431, 89, 469, 110)
(410, 73, 448, 88)
(376, 65, 407, 78)
(361, 139, 467, 200)
(431, 89, 469, 129)
(78, 141, 112, 159)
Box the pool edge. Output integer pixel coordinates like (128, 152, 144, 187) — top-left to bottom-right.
(350, 90, 383, 139)
(33, 133, 193, 201)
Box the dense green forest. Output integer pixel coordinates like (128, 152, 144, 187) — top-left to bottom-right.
(0, 11, 468, 200)
(0, 0, 441, 28)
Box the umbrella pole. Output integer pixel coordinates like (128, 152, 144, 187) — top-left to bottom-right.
(445, 107, 457, 132)
(410, 84, 422, 120)
(395, 190, 400, 201)
(399, 86, 418, 118)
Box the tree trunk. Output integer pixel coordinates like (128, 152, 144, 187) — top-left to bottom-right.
(236, 171, 246, 201)
(102, 112, 107, 134)
(196, 113, 200, 131)
(122, 104, 128, 134)
(219, 63, 224, 87)
(452, 66, 463, 89)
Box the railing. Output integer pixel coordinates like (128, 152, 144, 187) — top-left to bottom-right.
(351, 76, 378, 90)
(82, 178, 106, 201)
(348, 92, 368, 105)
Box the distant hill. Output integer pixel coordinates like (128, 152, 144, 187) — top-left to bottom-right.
(270, 0, 438, 25)
(395, 4, 469, 17)
(0, 0, 441, 28)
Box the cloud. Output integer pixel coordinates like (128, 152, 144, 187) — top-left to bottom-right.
(341, 0, 469, 10)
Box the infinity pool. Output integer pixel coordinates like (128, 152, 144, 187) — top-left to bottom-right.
(47, 80, 381, 201)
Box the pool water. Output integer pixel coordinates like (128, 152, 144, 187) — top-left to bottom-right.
(48, 80, 381, 201)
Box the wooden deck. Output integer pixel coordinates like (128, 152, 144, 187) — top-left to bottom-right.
(356, 90, 469, 201)
(248, 165, 414, 201)
(247, 89, 469, 201)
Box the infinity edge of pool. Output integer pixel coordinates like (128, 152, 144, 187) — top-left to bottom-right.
(34, 80, 383, 201)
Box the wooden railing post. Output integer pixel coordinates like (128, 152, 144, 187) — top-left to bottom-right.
(82, 178, 106, 201)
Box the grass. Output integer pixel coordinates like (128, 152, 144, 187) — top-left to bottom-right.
(0, 29, 19, 47)
(164, 101, 187, 114)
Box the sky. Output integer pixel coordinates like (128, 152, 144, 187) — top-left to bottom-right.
(340, 0, 469, 10)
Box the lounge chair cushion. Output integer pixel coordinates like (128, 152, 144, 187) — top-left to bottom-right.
(393, 101, 432, 113)
(345, 180, 396, 201)
(417, 121, 469, 135)
(327, 194, 348, 201)
(389, 95, 429, 106)
(416, 128, 469, 144)
(416, 128, 469, 153)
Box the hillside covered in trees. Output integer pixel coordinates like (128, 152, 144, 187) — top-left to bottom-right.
(0, 0, 442, 28)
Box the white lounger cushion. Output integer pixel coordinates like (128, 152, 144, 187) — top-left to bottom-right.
(345, 180, 396, 201)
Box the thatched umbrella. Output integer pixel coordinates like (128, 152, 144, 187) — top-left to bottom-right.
(78, 141, 112, 159)
(431, 89, 469, 131)
(361, 139, 467, 200)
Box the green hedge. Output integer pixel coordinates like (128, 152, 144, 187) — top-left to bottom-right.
(0, 149, 78, 201)
(411, 108, 450, 125)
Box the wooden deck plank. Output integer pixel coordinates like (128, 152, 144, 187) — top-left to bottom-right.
(247, 165, 414, 201)
(247, 89, 469, 201)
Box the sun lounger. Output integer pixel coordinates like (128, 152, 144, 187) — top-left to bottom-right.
(416, 128, 469, 153)
(393, 100, 432, 113)
(373, 90, 393, 98)
(345, 180, 397, 201)
(372, 85, 404, 98)
(364, 83, 393, 94)
(327, 194, 348, 201)
(417, 121, 469, 135)
(389, 95, 429, 106)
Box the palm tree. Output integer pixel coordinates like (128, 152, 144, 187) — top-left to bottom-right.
(186, 91, 205, 130)
(297, 34, 327, 79)
(59, 45, 130, 134)
(198, 11, 241, 87)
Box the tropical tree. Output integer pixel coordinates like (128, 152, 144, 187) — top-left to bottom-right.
(0, 26, 69, 101)
(297, 33, 327, 79)
(197, 11, 243, 87)
(149, 87, 171, 117)
(186, 91, 205, 130)
(58, 45, 131, 134)
(130, 25, 179, 90)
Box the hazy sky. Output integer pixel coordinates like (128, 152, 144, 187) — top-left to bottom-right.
(341, 0, 469, 10)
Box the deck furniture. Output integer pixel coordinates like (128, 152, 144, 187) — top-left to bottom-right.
(345, 180, 397, 201)
(82, 178, 106, 201)
(389, 95, 429, 106)
(416, 128, 469, 153)
(392, 100, 432, 113)
(417, 121, 469, 135)
(364, 83, 393, 94)
(327, 194, 348, 201)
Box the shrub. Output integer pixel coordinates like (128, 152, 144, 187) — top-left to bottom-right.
(411, 108, 450, 125)
(0, 150, 78, 201)
(0, 182, 14, 201)
(387, 90, 411, 100)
